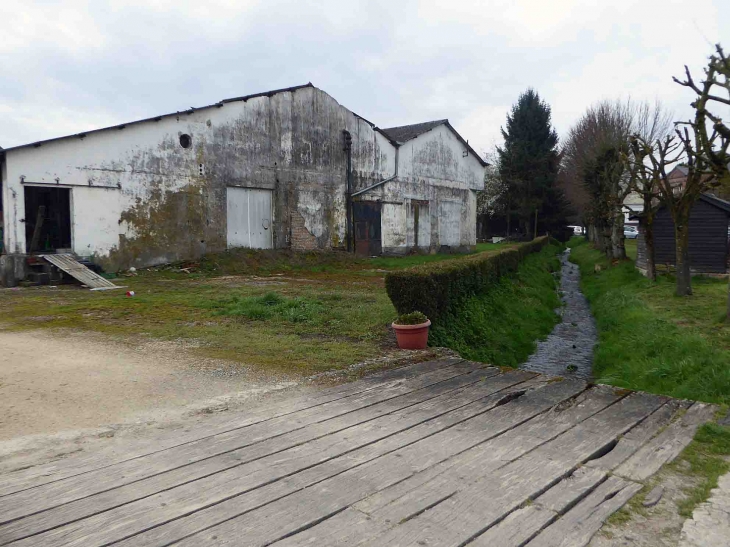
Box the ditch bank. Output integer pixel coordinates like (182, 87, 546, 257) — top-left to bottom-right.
(386, 237, 565, 367)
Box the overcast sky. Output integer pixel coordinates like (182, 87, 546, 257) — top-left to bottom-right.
(2, 0, 728, 156)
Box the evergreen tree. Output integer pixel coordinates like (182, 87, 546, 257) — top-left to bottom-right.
(497, 89, 566, 237)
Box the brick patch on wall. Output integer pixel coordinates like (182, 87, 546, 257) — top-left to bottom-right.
(291, 210, 319, 251)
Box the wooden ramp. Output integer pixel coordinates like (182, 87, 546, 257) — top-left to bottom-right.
(40, 254, 119, 290)
(0, 359, 714, 547)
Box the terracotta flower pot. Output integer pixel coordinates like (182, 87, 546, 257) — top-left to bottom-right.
(392, 320, 431, 350)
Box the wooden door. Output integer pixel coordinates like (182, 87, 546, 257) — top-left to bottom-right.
(353, 201, 382, 257)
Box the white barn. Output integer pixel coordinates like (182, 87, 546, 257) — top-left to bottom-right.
(0, 83, 486, 286)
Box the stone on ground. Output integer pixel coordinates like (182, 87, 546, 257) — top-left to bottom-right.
(679, 472, 730, 547)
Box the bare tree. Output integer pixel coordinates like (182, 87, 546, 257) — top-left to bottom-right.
(624, 102, 675, 280)
(672, 44, 730, 299)
(626, 134, 680, 281)
(563, 99, 667, 260)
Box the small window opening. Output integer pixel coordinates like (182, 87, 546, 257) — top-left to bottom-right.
(179, 134, 192, 149)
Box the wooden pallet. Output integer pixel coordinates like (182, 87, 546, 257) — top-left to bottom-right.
(40, 254, 120, 290)
(0, 359, 714, 547)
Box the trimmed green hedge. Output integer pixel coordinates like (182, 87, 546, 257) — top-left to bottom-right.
(385, 236, 551, 324)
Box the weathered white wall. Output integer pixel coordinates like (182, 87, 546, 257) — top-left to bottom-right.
(397, 125, 484, 190)
(359, 124, 485, 254)
(1, 86, 484, 273)
(2, 86, 395, 269)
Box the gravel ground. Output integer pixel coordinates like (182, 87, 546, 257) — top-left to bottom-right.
(520, 248, 596, 379)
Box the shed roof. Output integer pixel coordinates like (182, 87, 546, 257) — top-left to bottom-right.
(381, 119, 488, 167)
(630, 193, 730, 221)
(699, 193, 730, 213)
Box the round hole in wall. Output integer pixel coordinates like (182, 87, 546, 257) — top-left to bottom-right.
(179, 134, 192, 149)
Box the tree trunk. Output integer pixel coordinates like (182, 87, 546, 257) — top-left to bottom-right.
(674, 214, 692, 296)
(506, 196, 511, 238)
(601, 220, 612, 259)
(611, 212, 626, 260)
(533, 208, 538, 240)
(644, 217, 656, 281)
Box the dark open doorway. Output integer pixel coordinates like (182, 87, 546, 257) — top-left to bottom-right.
(353, 201, 382, 257)
(24, 186, 72, 253)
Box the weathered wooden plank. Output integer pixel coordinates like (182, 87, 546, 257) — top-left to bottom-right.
(524, 476, 642, 547)
(276, 397, 616, 547)
(466, 505, 554, 547)
(615, 402, 716, 481)
(41, 254, 118, 289)
(585, 399, 688, 471)
(0, 366, 505, 540)
(472, 396, 677, 547)
(469, 467, 609, 547)
(0, 358, 467, 498)
(351, 386, 624, 525)
(132, 380, 589, 547)
(350, 392, 663, 547)
(0, 360, 485, 524)
(272, 507, 378, 547)
(5, 371, 539, 547)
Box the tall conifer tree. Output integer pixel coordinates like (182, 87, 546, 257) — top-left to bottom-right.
(498, 89, 566, 237)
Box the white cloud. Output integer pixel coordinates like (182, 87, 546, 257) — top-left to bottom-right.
(0, 0, 728, 154)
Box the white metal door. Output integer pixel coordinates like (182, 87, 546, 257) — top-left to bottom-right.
(226, 187, 273, 249)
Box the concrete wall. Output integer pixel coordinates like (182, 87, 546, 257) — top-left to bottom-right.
(1, 86, 484, 278)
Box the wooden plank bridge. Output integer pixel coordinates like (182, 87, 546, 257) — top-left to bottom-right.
(0, 358, 714, 547)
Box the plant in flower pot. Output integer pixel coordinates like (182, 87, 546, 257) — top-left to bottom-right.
(392, 311, 431, 350)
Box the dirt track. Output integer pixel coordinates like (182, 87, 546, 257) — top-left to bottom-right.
(0, 330, 301, 462)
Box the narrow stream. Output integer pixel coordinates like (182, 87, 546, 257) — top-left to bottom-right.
(520, 248, 597, 379)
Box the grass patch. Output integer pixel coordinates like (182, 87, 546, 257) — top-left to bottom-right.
(670, 422, 730, 517)
(568, 237, 730, 404)
(211, 292, 325, 323)
(428, 243, 562, 367)
(624, 238, 637, 261)
(0, 244, 518, 376)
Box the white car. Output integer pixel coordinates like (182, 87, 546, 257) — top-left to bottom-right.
(569, 225, 583, 235)
(624, 226, 639, 239)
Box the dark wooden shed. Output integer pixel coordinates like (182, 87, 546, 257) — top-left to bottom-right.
(636, 194, 730, 274)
